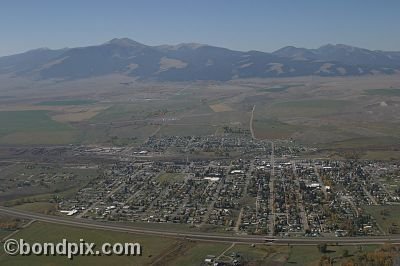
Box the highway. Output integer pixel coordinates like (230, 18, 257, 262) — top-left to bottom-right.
(1, 206, 400, 245)
(250, 105, 256, 140)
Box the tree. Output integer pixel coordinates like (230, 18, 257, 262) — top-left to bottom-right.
(318, 255, 332, 266)
(342, 249, 350, 257)
(318, 243, 328, 253)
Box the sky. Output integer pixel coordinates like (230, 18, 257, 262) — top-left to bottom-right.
(1, 0, 400, 56)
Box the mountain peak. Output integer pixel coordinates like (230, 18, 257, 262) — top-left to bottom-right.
(31, 47, 51, 51)
(276, 45, 298, 50)
(175, 43, 206, 49)
(318, 43, 361, 51)
(155, 42, 207, 51)
(104, 38, 144, 47)
(273, 46, 316, 60)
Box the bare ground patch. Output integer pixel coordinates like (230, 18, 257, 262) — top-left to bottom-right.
(51, 106, 110, 122)
(209, 103, 233, 112)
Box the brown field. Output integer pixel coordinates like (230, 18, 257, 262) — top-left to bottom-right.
(209, 103, 233, 112)
(51, 106, 110, 122)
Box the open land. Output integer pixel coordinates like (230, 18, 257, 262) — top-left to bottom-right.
(0, 74, 399, 158)
(0, 74, 400, 265)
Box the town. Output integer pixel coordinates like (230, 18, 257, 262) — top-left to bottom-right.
(49, 135, 400, 238)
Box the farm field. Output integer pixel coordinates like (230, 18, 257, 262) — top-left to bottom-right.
(285, 244, 378, 266)
(364, 88, 400, 96)
(253, 116, 303, 139)
(0, 75, 398, 155)
(0, 222, 177, 266)
(364, 205, 400, 234)
(209, 103, 233, 112)
(36, 99, 97, 106)
(0, 110, 73, 137)
(13, 202, 58, 214)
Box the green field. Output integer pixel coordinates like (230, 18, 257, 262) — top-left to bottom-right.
(0, 110, 76, 145)
(157, 172, 186, 185)
(264, 99, 352, 119)
(2, 186, 81, 208)
(286, 244, 378, 266)
(253, 117, 302, 139)
(364, 88, 400, 96)
(14, 202, 58, 214)
(89, 104, 140, 122)
(362, 150, 400, 161)
(364, 205, 400, 234)
(0, 221, 392, 265)
(0, 110, 72, 136)
(324, 136, 400, 149)
(36, 100, 97, 106)
(0, 222, 177, 266)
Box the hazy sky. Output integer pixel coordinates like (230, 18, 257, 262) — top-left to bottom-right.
(1, 0, 399, 56)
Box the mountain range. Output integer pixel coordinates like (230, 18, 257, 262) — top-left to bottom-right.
(1, 38, 400, 81)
